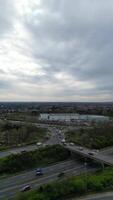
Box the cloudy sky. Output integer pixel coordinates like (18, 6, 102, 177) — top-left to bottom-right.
(0, 0, 113, 102)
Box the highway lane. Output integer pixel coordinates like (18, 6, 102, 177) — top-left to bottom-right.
(0, 125, 67, 158)
(45, 127, 63, 145)
(88, 197, 113, 200)
(1, 137, 113, 166)
(0, 120, 97, 160)
(75, 192, 113, 200)
(0, 159, 93, 199)
(0, 144, 39, 158)
(0, 126, 65, 158)
(0, 167, 97, 200)
(75, 196, 113, 200)
(0, 160, 77, 190)
(45, 127, 66, 145)
(67, 144, 113, 166)
(99, 147, 113, 156)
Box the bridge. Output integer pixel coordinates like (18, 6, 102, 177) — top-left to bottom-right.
(66, 144, 113, 167)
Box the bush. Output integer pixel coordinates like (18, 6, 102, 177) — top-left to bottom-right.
(0, 145, 70, 174)
(87, 177, 104, 191)
(65, 124, 113, 149)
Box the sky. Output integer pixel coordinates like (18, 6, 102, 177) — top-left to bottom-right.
(0, 0, 113, 102)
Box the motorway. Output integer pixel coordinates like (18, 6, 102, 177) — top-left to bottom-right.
(75, 192, 113, 200)
(45, 127, 64, 145)
(1, 124, 113, 166)
(0, 144, 38, 158)
(1, 121, 113, 199)
(88, 197, 113, 200)
(1, 126, 113, 166)
(0, 127, 64, 158)
(0, 159, 95, 199)
(67, 144, 113, 166)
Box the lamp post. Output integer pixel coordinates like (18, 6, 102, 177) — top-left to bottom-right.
(84, 161, 87, 193)
(101, 161, 104, 171)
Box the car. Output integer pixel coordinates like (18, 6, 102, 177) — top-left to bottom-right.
(61, 139, 66, 143)
(21, 150, 26, 153)
(62, 142, 67, 146)
(93, 149, 99, 153)
(21, 185, 31, 192)
(57, 172, 65, 178)
(78, 147, 83, 151)
(36, 168, 43, 176)
(70, 142, 74, 146)
(36, 142, 42, 147)
(88, 152, 95, 156)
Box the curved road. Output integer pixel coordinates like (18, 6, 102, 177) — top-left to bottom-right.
(0, 127, 65, 158)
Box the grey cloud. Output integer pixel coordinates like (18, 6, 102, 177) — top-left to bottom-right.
(0, 0, 15, 37)
(22, 0, 113, 100)
(0, 0, 113, 101)
(0, 80, 12, 90)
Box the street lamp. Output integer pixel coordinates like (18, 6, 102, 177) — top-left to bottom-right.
(84, 161, 87, 193)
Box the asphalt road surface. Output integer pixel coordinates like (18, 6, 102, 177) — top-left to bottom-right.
(45, 127, 65, 145)
(67, 144, 113, 166)
(1, 129, 113, 166)
(74, 192, 113, 200)
(0, 159, 91, 199)
(0, 144, 38, 158)
(89, 197, 113, 200)
(76, 196, 113, 200)
(0, 127, 65, 158)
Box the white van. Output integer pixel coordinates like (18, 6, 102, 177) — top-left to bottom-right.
(36, 142, 42, 147)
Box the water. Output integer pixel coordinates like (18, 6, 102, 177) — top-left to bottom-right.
(40, 113, 110, 122)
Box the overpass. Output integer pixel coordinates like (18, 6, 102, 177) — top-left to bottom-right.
(66, 144, 113, 167)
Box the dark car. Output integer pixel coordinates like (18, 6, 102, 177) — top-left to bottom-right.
(57, 172, 65, 178)
(21, 185, 31, 192)
(21, 150, 27, 153)
(78, 147, 83, 151)
(36, 168, 43, 176)
(88, 152, 95, 156)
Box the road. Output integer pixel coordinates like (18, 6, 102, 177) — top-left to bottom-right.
(45, 127, 65, 145)
(0, 159, 95, 200)
(89, 197, 113, 200)
(74, 191, 113, 200)
(1, 129, 113, 167)
(0, 144, 39, 158)
(66, 144, 113, 166)
(0, 126, 66, 158)
(0, 120, 109, 200)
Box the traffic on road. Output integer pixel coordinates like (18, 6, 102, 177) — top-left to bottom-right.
(0, 159, 93, 199)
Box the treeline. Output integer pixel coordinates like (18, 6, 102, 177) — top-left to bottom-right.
(0, 145, 70, 174)
(16, 168, 113, 200)
(7, 112, 40, 123)
(65, 124, 113, 149)
(0, 122, 47, 147)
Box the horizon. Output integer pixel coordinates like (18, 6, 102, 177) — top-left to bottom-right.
(0, 101, 113, 104)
